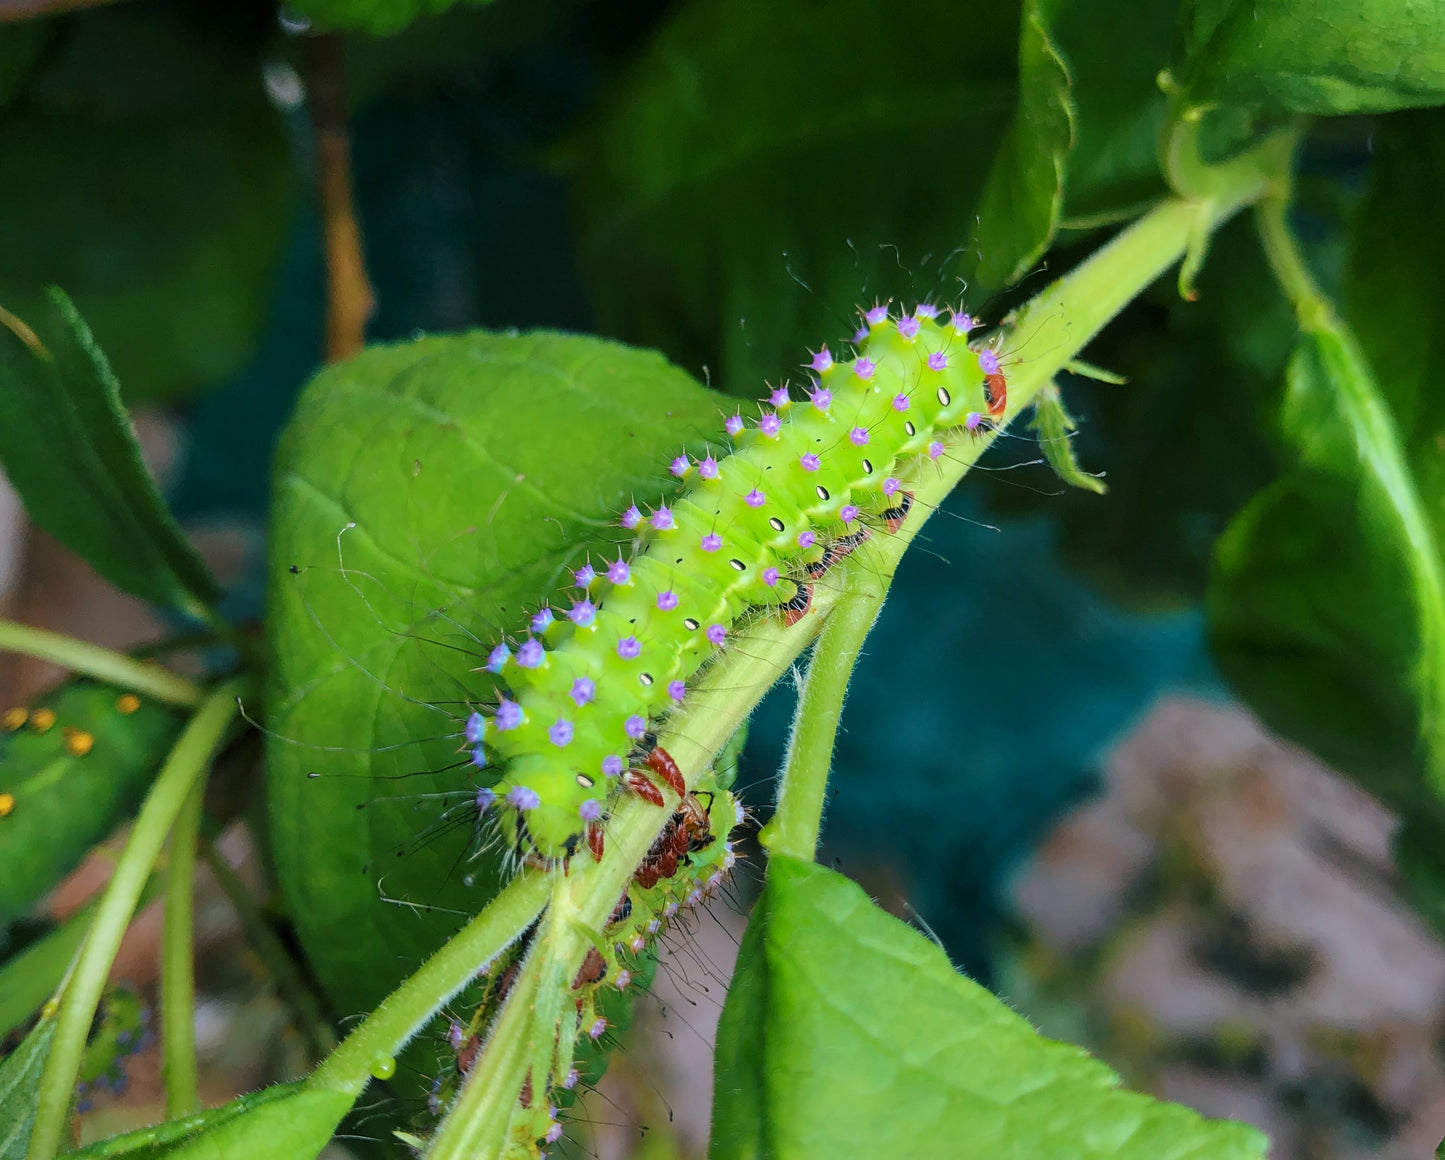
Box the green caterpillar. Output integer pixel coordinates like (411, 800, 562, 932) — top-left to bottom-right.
(471, 303, 1001, 859)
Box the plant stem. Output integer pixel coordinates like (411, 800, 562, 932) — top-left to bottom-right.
(763, 576, 885, 861)
(26, 679, 246, 1160)
(161, 777, 205, 1118)
(201, 840, 338, 1060)
(1255, 195, 1330, 326)
(0, 620, 205, 708)
(307, 871, 551, 1097)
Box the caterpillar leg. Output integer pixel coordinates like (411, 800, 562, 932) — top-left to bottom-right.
(646, 744, 686, 796)
(881, 489, 914, 534)
(622, 769, 665, 807)
(586, 819, 606, 861)
(780, 580, 812, 626)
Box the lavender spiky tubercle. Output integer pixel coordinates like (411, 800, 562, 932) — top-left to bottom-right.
(472, 305, 1001, 859)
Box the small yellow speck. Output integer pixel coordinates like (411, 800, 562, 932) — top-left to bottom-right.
(29, 707, 56, 734)
(63, 727, 94, 757)
(116, 693, 142, 715)
(2, 707, 27, 731)
(0, 793, 14, 817)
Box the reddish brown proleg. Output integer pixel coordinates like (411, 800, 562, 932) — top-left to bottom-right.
(882, 490, 915, 534)
(646, 744, 686, 797)
(586, 820, 606, 861)
(984, 371, 1008, 417)
(622, 769, 665, 807)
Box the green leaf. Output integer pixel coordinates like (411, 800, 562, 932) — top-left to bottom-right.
(575, 0, 1018, 395)
(0, 1017, 57, 1160)
(969, 0, 1075, 293)
(62, 1082, 314, 1159)
(266, 330, 722, 1018)
(1209, 324, 1445, 821)
(0, 289, 221, 613)
(1179, 0, 1445, 114)
(0, 4, 292, 404)
(1051, 0, 1179, 221)
(0, 677, 186, 927)
(711, 856, 1266, 1159)
(1, 903, 91, 1042)
(285, 0, 495, 36)
(1031, 380, 1106, 494)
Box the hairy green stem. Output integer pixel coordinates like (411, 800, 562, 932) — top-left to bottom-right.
(307, 871, 551, 1096)
(0, 619, 205, 708)
(201, 840, 338, 1060)
(161, 778, 205, 1118)
(26, 679, 246, 1160)
(763, 570, 886, 861)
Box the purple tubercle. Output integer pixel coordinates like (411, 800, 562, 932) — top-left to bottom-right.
(929, 440, 946, 460)
(700, 456, 720, 480)
(670, 455, 690, 478)
(607, 558, 631, 584)
(574, 564, 596, 588)
(485, 643, 511, 673)
(892, 393, 910, 412)
(952, 310, 977, 335)
(495, 699, 523, 731)
(706, 624, 727, 646)
(651, 505, 675, 531)
(549, 719, 574, 747)
(965, 411, 984, 432)
(617, 636, 642, 660)
(849, 426, 869, 446)
(800, 452, 820, 472)
(763, 566, 780, 586)
(882, 477, 901, 497)
(470, 745, 487, 770)
(546, 1123, 565, 1145)
(897, 316, 920, 339)
(865, 303, 889, 326)
(759, 412, 782, 437)
(770, 385, 791, 408)
(915, 302, 940, 319)
(810, 386, 832, 412)
(927, 351, 948, 372)
(448, 1020, 465, 1051)
(615, 968, 632, 990)
(507, 784, 541, 811)
(852, 325, 870, 345)
(668, 679, 687, 702)
(531, 607, 555, 633)
(602, 755, 624, 778)
(569, 600, 596, 627)
(657, 589, 679, 611)
(978, 348, 1000, 375)
(475, 787, 496, 813)
(798, 530, 816, 549)
(465, 711, 486, 745)
(840, 504, 860, 523)
(745, 487, 766, 508)
(517, 639, 545, 669)
(625, 715, 646, 740)
(564, 1067, 579, 1090)
(571, 676, 595, 706)
(701, 532, 723, 552)
(621, 504, 643, 530)
(589, 1017, 607, 1040)
(855, 358, 876, 381)
(810, 347, 833, 373)
(579, 798, 602, 821)
(726, 413, 745, 437)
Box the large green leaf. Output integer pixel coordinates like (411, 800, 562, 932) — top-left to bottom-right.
(285, 0, 494, 36)
(575, 0, 1018, 396)
(1179, 0, 1445, 114)
(266, 330, 721, 1017)
(968, 0, 1076, 293)
(711, 856, 1266, 1159)
(0, 1017, 57, 1160)
(0, 678, 186, 927)
(0, 289, 221, 614)
(1210, 314, 1445, 821)
(0, 3, 292, 403)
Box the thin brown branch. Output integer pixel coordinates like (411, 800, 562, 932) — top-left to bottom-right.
(306, 34, 373, 362)
(0, 0, 125, 21)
